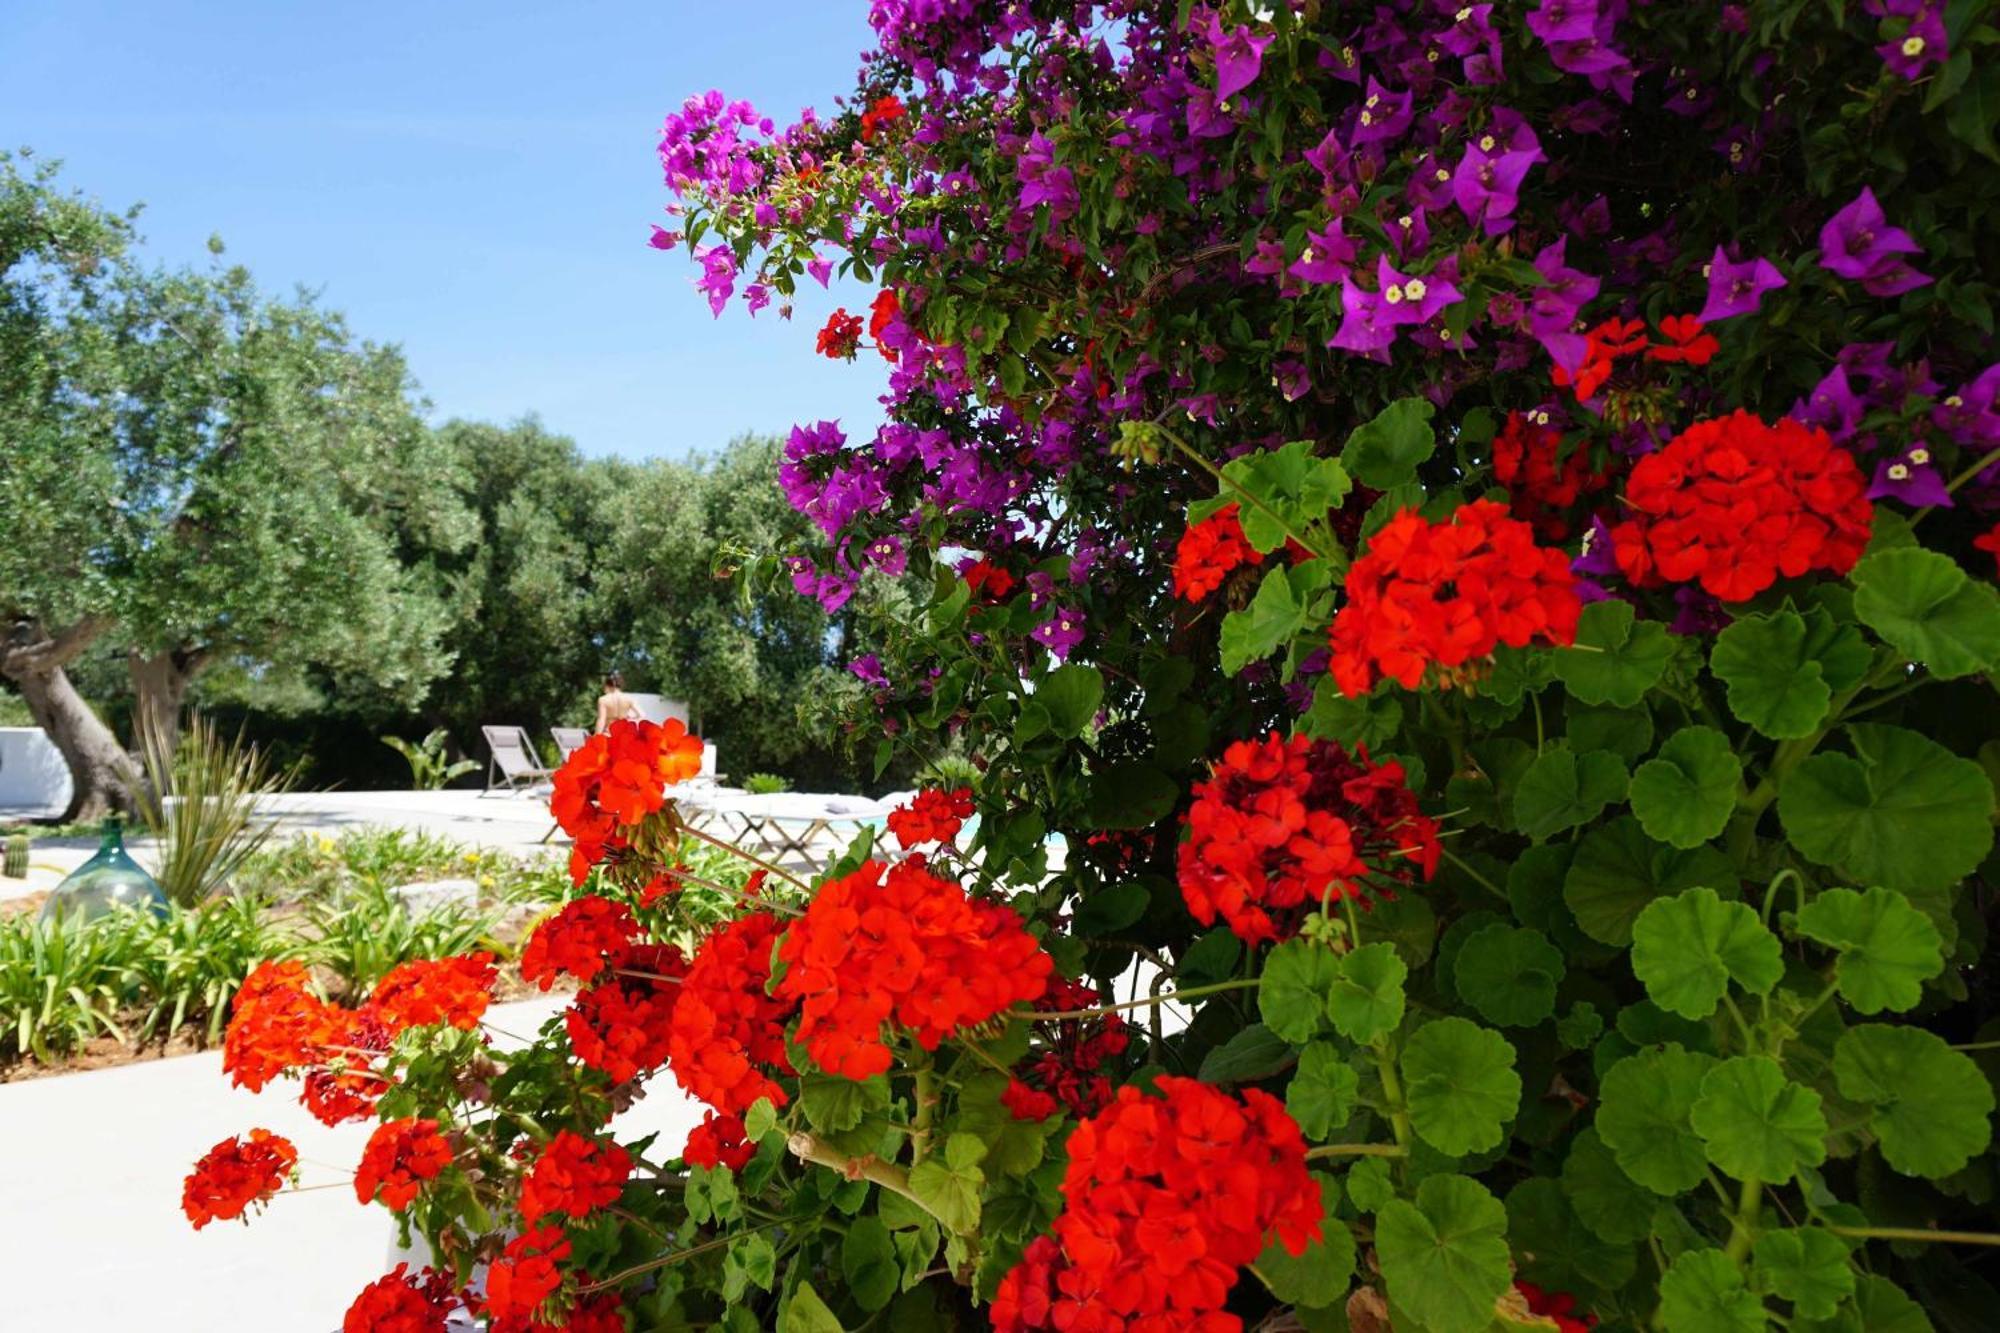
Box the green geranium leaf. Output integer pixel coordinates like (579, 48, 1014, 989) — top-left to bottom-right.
(1690, 1056, 1829, 1185)
(1197, 1024, 1295, 1085)
(1554, 600, 1674, 707)
(1037, 663, 1104, 738)
(724, 1231, 778, 1301)
(777, 1280, 845, 1333)
(1402, 1017, 1522, 1156)
(801, 1075, 890, 1134)
(1346, 1155, 1396, 1213)
(1375, 1174, 1512, 1333)
(1259, 939, 1338, 1044)
(1631, 888, 1782, 1020)
(1255, 1176, 1354, 1308)
(908, 1143, 984, 1235)
(1754, 1229, 1854, 1321)
(1597, 1046, 1721, 1195)
(841, 1216, 900, 1313)
(1083, 761, 1181, 830)
(1628, 726, 1742, 849)
(1853, 547, 2000, 679)
(1325, 942, 1408, 1044)
(1342, 396, 1436, 490)
(1833, 1025, 1996, 1179)
(1794, 887, 1945, 1015)
(1709, 609, 1866, 740)
(1817, 1275, 1936, 1333)
(1452, 922, 1565, 1027)
(1207, 439, 1354, 553)
(1564, 816, 1735, 947)
(1566, 702, 1656, 763)
(1287, 1042, 1360, 1140)
(1220, 564, 1311, 675)
(1659, 1249, 1766, 1333)
(1557, 1001, 1605, 1050)
(1779, 724, 1995, 891)
(1561, 1127, 1657, 1244)
(743, 1097, 777, 1142)
(1513, 746, 1629, 842)
(1506, 1177, 1637, 1299)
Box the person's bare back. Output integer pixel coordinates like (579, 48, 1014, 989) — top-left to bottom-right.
(595, 671, 643, 732)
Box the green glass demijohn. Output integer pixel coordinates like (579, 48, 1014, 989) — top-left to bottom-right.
(38, 817, 168, 926)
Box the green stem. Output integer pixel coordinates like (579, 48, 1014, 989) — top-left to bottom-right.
(911, 1065, 938, 1164)
(1019, 977, 1257, 1021)
(1950, 1040, 2000, 1052)
(1826, 1224, 2000, 1247)
(1723, 1177, 1763, 1266)
(1439, 847, 1510, 905)
(1305, 1142, 1407, 1160)
(1373, 1037, 1413, 1150)
(787, 1132, 965, 1235)
(1158, 423, 1337, 564)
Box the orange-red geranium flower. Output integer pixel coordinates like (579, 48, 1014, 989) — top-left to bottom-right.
(550, 718, 703, 883)
(518, 1130, 632, 1224)
(182, 1128, 297, 1229)
(369, 952, 497, 1032)
(886, 786, 975, 847)
(667, 911, 796, 1113)
(342, 1264, 460, 1332)
(354, 1118, 453, 1211)
(520, 895, 638, 990)
(816, 307, 863, 358)
(1173, 503, 1264, 601)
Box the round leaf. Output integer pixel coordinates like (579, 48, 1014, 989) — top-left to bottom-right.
(1560, 1127, 1657, 1244)
(1853, 547, 2000, 679)
(1553, 600, 1674, 707)
(1374, 1174, 1512, 1333)
(1659, 1248, 1766, 1333)
(1689, 1055, 1829, 1185)
(1286, 1042, 1360, 1140)
(1452, 922, 1565, 1028)
(1402, 1017, 1522, 1157)
(1779, 724, 1995, 892)
(1793, 887, 1945, 1015)
(1628, 726, 1742, 849)
(1630, 888, 1783, 1020)
(1833, 1025, 1995, 1179)
(1259, 939, 1338, 1044)
(1710, 610, 1836, 739)
(1563, 816, 1735, 948)
(1342, 396, 1437, 489)
(1513, 746, 1630, 842)
(1754, 1228, 1854, 1321)
(1505, 1177, 1637, 1298)
(1325, 942, 1408, 1044)
(1596, 1046, 1721, 1195)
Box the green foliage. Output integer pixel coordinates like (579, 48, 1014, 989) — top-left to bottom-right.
(138, 713, 300, 907)
(742, 772, 793, 795)
(381, 729, 478, 791)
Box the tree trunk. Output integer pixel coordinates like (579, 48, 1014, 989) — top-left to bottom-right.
(1, 618, 135, 822)
(128, 645, 207, 761)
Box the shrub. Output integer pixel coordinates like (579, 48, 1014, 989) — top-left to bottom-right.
(184, 5, 2000, 1333)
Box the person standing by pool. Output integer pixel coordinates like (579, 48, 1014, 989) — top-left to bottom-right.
(594, 670, 643, 732)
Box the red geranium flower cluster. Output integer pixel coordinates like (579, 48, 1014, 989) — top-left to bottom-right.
(1002, 978, 1128, 1121)
(869, 288, 901, 362)
(550, 717, 704, 883)
(1553, 313, 1717, 400)
(667, 911, 796, 1112)
(886, 786, 974, 847)
(682, 1110, 757, 1172)
(1179, 732, 1440, 945)
(1517, 1282, 1598, 1333)
(222, 960, 343, 1093)
(859, 94, 905, 141)
(991, 1077, 1322, 1333)
(1172, 503, 1264, 601)
(1491, 410, 1615, 541)
(481, 1224, 571, 1328)
(301, 1007, 395, 1127)
(963, 558, 1017, 603)
(816, 307, 863, 358)
(342, 1264, 460, 1333)
(369, 951, 497, 1031)
(520, 896, 638, 991)
(181, 1128, 296, 1229)
(775, 859, 1053, 1079)
(1610, 411, 1874, 602)
(1329, 499, 1581, 698)
(566, 943, 687, 1084)
(354, 1118, 453, 1211)
(519, 1130, 632, 1224)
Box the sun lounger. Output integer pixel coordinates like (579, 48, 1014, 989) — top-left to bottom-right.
(675, 790, 914, 873)
(481, 726, 551, 795)
(550, 727, 591, 764)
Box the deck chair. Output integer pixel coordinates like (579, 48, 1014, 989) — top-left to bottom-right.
(482, 725, 551, 795)
(551, 727, 591, 763)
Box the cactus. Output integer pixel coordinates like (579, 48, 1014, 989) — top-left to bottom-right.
(3, 832, 27, 879)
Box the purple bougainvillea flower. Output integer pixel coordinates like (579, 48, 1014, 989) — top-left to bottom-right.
(1273, 358, 1312, 402)
(806, 254, 833, 287)
(694, 244, 737, 317)
(1439, 4, 1503, 84)
(848, 654, 888, 689)
(1329, 274, 1398, 359)
(1697, 247, 1786, 323)
(1869, 445, 1954, 508)
(1933, 365, 2000, 448)
(1386, 208, 1432, 261)
(647, 225, 678, 251)
(1792, 366, 1867, 442)
(1031, 608, 1086, 660)
(1572, 514, 1620, 580)
(862, 535, 906, 575)
(1525, 238, 1601, 371)
(1408, 152, 1457, 210)
(1452, 139, 1540, 235)
(1016, 132, 1078, 219)
(1288, 218, 1358, 285)
(1820, 188, 1931, 297)
(1376, 254, 1460, 327)
(1352, 78, 1413, 146)
(1207, 15, 1274, 102)
(1877, 8, 1946, 79)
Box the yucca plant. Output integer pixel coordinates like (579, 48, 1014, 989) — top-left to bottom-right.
(137, 712, 302, 908)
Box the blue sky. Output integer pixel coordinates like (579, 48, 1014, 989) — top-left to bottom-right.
(0, 1, 888, 459)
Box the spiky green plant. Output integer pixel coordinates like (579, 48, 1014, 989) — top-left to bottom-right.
(381, 728, 479, 791)
(137, 712, 302, 908)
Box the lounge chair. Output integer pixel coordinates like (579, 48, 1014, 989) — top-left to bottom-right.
(551, 726, 591, 764)
(677, 790, 913, 874)
(481, 726, 551, 795)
